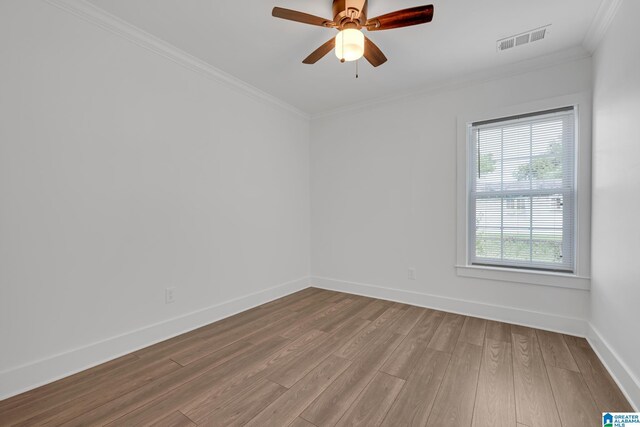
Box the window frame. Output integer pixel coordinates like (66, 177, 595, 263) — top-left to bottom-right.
(456, 94, 591, 290)
(469, 107, 576, 273)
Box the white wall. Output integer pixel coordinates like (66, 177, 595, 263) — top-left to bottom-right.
(4, 0, 638, 408)
(0, 0, 310, 398)
(590, 0, 640, 408)
(311, 57, 593, 332)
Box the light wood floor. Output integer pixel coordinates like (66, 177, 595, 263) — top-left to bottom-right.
(0, 288, 632, 426)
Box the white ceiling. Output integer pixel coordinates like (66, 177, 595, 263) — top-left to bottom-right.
(85, 0, 602, 114)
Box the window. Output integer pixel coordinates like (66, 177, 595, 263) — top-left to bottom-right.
(468, 107, 575, 272)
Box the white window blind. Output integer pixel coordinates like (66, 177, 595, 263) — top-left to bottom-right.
(469, 107, 576, 272)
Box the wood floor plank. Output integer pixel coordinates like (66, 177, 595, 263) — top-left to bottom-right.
(562, 334, 590, 348)
(472, 338, 516, 427)
(357, 299, 393, 321)
(546, 366, 599, 427)
(485, 320, 512, 343)
(244, 307, 331, 346)
(148, 411, 195, 427)
(566, 342, 634, 412)
(0, 353, 139, 415)
(180, 330, 325, 424)
(380, 336, 429, 380)
(197, 379, 287, 427)
(0, 354, 143, 424)
(401, 309, 445, 342)
(535, 329, 579, 372)
(286, 289, 336, 312)
(458, 316, 487, 346)
(392, 306, 425, 335)
(319, 298, 374, 333)
(334, 306, 404, 359)
(154, 288, 320, 357)
(133, 304, 292, 364)
(511, 331, 561, 427)
(290, 417, 318, 427)
(133, 289, 312, 361)
(244, 355, 351, 427)
(326, 291, 351, 302)
(425, 342, 483, 427)
(395, 302, 412, 311)
(103, 334, 292, 426)
(132, 320, 237, 359)
(280, 298, 357, 339)
(335, 372, 405, 427)
(169, 308, 300, 366)
(301, 331, 405, 427)
(427, 313, 465, 352)
(257, 288, 323, 312)
(510, 324, 536, 338)
(380, 309, 445, 380)
(61, 339, 273, 426)
(268, 316, 370, 388)
(263, 287, 320, 305)
(380, 349, 450, 427)
(13, 359, 182, 426)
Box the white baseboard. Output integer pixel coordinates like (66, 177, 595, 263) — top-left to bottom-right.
(311, 276, 587, 337)
(0, 276, 310, 401)
(6, 275, 637, 412)
(587, 324, 640, 411)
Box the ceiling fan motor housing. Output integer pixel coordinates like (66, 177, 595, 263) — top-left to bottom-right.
(332, 0, 367, 29)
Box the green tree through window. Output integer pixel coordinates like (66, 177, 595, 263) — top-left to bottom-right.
(479, 152, 496, 176)
(514, 141, 562, 181)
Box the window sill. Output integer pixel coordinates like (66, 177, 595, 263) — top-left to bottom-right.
(455, 265, 590, 290)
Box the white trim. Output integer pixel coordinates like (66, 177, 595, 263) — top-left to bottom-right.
(312, 47, 590, 119)
(583, 0, 624, 54)
(43, 0, 310, 120)
(587, 323, 640, 411)
(0, 276, 311, 401)
(455, 265, 590, 290)
(311, 276, 587, 336)
(456, 93, 592, 290)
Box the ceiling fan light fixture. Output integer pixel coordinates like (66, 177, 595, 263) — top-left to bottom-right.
(272, 2, 434, 67)
(335, 28, 364, 62)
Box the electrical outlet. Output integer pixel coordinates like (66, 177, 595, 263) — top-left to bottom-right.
(165, 287, 176, 304)
(408, 268, 416, 280)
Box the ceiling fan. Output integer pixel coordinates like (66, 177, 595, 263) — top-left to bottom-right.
(272, 0, 434, 67)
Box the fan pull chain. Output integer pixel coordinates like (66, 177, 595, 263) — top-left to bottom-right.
(355, 59, 359, 79)
(340, 32, 345, 63)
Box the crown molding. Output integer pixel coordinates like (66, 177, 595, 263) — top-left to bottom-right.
(312, 45, 591, 119)
(43, 0, 310, 120)
(582, 0, 623, 54)
(42, 0, 604, 122)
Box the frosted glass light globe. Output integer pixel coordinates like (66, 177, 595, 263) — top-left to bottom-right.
(335, 29, 365, 62)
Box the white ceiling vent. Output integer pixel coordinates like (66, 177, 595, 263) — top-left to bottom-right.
(497, 25, 550, 52)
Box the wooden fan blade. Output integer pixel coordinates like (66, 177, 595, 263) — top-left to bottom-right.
(366, 5, 434, 31)
(303, 38, 336, 64)
(364, 37, 387, 67)
(272, 7, 335, 28)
